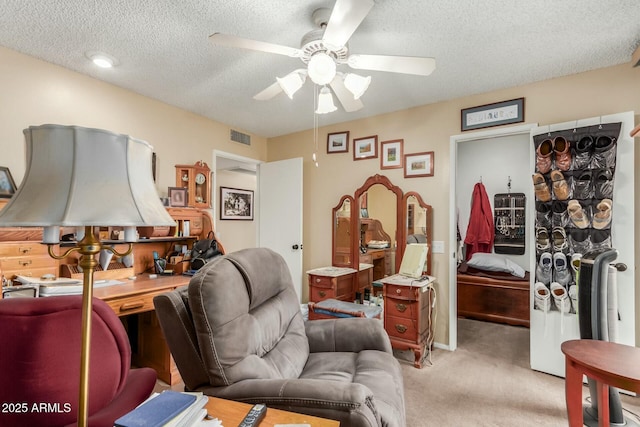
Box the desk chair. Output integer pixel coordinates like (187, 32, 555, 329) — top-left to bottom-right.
(0, 295, 157, 427)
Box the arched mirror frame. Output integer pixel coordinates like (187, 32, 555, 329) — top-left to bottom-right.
(331, 194, 359, 268)
(402, 191, 433, 276)
(354, 174, 405, 273)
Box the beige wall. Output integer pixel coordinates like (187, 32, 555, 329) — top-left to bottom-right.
(0, 46, 267, 251)
(267, 63, 640, 347)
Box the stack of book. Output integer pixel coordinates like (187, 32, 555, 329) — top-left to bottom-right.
(114, 390, 210, 427)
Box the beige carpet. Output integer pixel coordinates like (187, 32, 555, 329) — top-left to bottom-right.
(400, 318, 640, 427)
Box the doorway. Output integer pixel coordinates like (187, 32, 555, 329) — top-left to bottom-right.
(212, 150, 260, 253)
(448, 124, 536, 351)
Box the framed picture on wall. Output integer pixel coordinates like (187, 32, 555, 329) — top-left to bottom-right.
(327, 131, 349, 153)
(380, 139, 404, 169)
(168, 187, 188, 207)
(404, 152, 434, 178)
(0, 166, 17, 198)
(461, 98, 525, 131)
(220, 187, 254, 220)
(353, 135, 378, 160)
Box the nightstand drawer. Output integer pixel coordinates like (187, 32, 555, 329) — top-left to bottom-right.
(385, 284, 419, 301)
(309, 275, 334, 288)
(310, 286, 336, 302)
(385, 298, 417, 319)
(386, 315, 418, 341)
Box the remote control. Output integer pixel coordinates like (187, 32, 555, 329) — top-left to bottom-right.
(238, 403, 267, 427)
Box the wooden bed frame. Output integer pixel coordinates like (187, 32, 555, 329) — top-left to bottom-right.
(457, 270, 530, 327)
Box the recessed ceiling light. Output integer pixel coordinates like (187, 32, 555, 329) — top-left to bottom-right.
(85, 51, 118, 68)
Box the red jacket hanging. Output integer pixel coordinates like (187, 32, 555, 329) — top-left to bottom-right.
(464, 182, 494, 260)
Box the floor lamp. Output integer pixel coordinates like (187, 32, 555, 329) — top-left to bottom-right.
(0, 124, 175, 426)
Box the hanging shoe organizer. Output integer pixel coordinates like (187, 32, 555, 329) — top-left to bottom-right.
(494, 192, 526, 255)
(532, 121, 621, 312)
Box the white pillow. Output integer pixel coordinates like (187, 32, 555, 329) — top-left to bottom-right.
(467, 253, 525, 278)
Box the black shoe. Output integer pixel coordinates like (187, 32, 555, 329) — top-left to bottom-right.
(535, 202, 552, 228)
(591, 135, 616, 169)
(573, 170, 593, 199)
(574, 136, 594, 169)
(594, 168, 614, 199)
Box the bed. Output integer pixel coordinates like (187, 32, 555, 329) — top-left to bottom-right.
(457, 261, 530, 327)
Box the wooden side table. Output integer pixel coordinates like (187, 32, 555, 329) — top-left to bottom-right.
(205, 396, 340, 426)
(561, 339, 640, 427)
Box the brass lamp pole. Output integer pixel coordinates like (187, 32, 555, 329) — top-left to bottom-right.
(48, 227, 133, 426)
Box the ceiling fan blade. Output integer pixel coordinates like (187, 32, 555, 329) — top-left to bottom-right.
(348, 54, 436, 76)
(322, 0, 374, 48)
(330, 76, 363, 112)
(253, 82, 283, 100)
(209, 33, 301, 58)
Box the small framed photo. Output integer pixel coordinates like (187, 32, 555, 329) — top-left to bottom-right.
(353, 135, 378, 161)
(0, 167, 17, 198)
(404, 152, 434, 178)
(168, 187, 188, 207)
(380, 139, 404, 169)
(327, 131, 349, 154)
(220, 187, 254, 220)
(461, 98, 525, 131)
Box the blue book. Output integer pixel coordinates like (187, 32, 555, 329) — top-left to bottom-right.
(114, 391, 197, 427)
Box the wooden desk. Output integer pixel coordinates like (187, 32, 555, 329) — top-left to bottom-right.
(205, 397, 340, 427)
(94, 274, 190, 385)
(561, 339, 640, 427)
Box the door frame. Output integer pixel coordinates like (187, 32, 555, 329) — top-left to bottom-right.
(448, 123, 537, 351)
(212, 150, 262, 236)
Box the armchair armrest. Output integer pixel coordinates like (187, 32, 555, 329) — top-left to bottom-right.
(208, 378, 379, 426)
(305, 318, 392, 354)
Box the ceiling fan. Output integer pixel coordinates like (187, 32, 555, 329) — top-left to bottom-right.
(209, 0, 436, 114)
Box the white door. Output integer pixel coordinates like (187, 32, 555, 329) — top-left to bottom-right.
(257, 158, 303, 301)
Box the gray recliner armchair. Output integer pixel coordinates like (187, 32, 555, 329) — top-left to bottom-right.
(153, 248, 406, 427)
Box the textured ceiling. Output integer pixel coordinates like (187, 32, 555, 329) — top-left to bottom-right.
(0, 0, 639, 138)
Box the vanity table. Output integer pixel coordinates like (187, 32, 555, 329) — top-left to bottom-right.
(331, 175, 434, 363)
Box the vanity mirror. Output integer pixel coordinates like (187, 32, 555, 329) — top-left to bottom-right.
(403, 191, 433, 275)
(332, 174, 433, 280)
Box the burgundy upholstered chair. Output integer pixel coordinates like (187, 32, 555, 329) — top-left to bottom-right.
(0, 295, 156, 427)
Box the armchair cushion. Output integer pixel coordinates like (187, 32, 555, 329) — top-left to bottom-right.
(305, 317, 393, 354)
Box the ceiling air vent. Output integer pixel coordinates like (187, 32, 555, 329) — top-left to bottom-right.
(230, 129, 251, 146)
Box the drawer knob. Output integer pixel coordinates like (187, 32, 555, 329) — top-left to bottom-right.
(120, 301, 145, 312)
(316, 278, 321, 283)
(396, 303, 407, 312)
(396, 288, 402, 294)
(20, 247, 33, 254)
(20, 260, 33, 267)
(395, 324, 408, 334)
(319, 291, 326, 298)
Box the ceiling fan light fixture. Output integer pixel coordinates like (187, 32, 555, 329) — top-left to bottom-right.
(315, 86, 337, 114)
(308, 52, 336, 85)
(343, 73, 371, 99)
(276, 72, 306, 99)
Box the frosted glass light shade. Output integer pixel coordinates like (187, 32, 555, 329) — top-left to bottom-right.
(277, 71, 306, 99)
(315, 87, 337, 114)
(344, 73, 371, 99)
(308, 52, 336, 86)
(0, 124, 175, 242)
